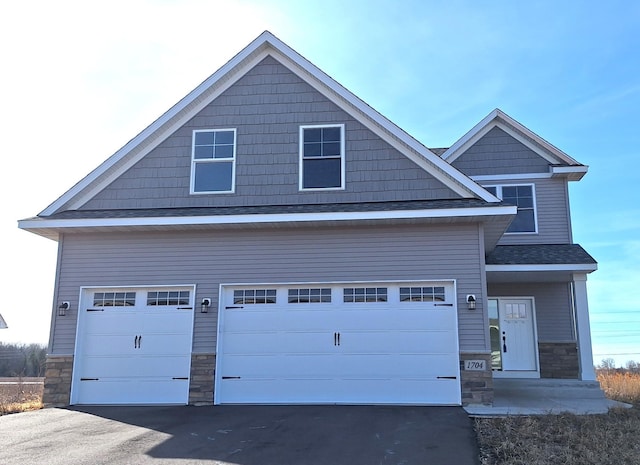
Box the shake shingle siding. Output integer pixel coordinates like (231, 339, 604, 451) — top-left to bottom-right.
(82, 56, 457, 211)
(452, 127, 550, 176)
(51, 223, 486, 354)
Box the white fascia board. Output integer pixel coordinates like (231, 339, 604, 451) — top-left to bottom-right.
(486, 263, 598, 273)
(41, 32, 496, 216)
(471, 173, 553, 181)
(20, 205, 517, 231)
(551, 165, 588, 181)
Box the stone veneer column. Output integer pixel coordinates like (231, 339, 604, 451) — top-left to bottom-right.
(459, 352, 493, 405)
(538, 342, 579, 378)
(42, 355, 74, 407)
(189, 354, 216, 405)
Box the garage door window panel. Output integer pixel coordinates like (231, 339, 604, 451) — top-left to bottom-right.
(93, 292, 136, 307)
(343, 287, 388, 303)
(147, 291, 190, 306)
(288, 288, 332, 303)
(399, 287, 446, 303)
(234, 289, 277, 305)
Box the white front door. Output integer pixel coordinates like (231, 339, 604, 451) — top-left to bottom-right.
(215, 282, 461, 405)
(489, 298, 538, 374)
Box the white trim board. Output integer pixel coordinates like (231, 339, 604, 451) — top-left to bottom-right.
(486, 264, 598, 273)
(20, 205, 518, 232)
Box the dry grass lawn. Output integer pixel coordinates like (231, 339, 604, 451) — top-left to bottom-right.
(0, 378, 44, 415)
(475, 371, 640, 465)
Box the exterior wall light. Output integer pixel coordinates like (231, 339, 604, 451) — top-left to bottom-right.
(58, 301, 70, 317)
(201, 298, 211, 313)
(466, 295, 476, 310)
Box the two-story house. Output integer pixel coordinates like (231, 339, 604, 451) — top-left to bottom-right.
(19, 32, 597, 407)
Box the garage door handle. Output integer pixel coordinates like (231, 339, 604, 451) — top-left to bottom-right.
(334, 332, 341, 346)
(134, 335, 142, 349)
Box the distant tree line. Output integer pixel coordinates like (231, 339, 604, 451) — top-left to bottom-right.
(0, 343, 46, 377)
(597, 358, 640, 373)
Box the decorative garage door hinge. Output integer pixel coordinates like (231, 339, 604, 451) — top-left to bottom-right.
(172, 377, 189, 380)
(86, 308, 104, 312)
(436, 376, 457, 380)
(225, 306, 244, 310)
(222, 376, 241, 379)
(80, 378, 99, 381)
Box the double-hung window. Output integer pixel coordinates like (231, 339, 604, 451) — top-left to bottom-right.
(191, 129, 236, 194)
(300, 124, 345, 190)
(485, 184, 537, 233)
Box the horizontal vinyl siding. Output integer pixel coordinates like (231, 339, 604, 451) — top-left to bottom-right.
(52, 224, 486, 354)
(492, 177, 571, 245)
(452, 127, 550, 176)
(488, 282, 574, 342)
(82, 56, 457, 210)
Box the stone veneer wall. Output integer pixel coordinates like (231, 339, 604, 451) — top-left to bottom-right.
(459, 352, 493, 405)
(189, 353, 215, 405)
(42, 355, 74, 407)
(538, 342, 579, 379)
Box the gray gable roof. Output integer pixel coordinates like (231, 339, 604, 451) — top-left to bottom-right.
(486, 244, 597, 265)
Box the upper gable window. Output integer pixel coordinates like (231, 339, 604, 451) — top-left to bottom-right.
(485, 184, 538, 234)
(299, 124, 345, 190)
(191, 129, 236, 194)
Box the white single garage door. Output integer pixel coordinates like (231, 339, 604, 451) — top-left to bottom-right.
(71, 287, 195, 405)
(215, 282, 460, 405)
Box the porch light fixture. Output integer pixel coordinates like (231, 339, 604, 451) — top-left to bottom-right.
(58, 301, 70, 317)
(466, 295, 476, 310)
(201, 298, 211, 313)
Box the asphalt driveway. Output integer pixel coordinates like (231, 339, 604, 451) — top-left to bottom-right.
(0, 405, 479, 465)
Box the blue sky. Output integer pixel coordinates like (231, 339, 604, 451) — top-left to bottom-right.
(2, 0, 639, 366)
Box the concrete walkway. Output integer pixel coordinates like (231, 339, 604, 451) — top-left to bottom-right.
(464, 378, 630, 416)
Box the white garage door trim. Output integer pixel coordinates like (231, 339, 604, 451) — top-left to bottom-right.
(215, 280, 461, 405)
(71, 285, 195, 405)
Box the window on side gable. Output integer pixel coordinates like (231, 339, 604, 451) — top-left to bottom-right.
(300, 124, 345, 190)
(191, 129, 236, 194)
(485, 184, 537, 234)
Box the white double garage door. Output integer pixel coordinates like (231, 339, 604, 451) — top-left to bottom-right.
(71, 282, 461, 405)
(216, 282, 461, 405)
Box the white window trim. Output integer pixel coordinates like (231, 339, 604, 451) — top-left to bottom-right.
(299, 124, 346, 191)
(190, 128, 237, 195)
(484, 183, 538, 235)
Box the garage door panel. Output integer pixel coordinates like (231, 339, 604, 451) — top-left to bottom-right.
(225, 309, 336, 332)
(221, 354, 342, 378)
(337, 309, 454, 331)
(75, 378, 189, 405)
(338, 330, 457, 354)
(79, 355, 191, 378)
(83, 334, 140, 356)
(84, 313, 138, 334)
(222, 331, 334, 355)
(334, 353, 459, 378)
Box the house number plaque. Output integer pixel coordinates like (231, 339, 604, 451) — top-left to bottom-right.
(464, 360, 486, 371)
